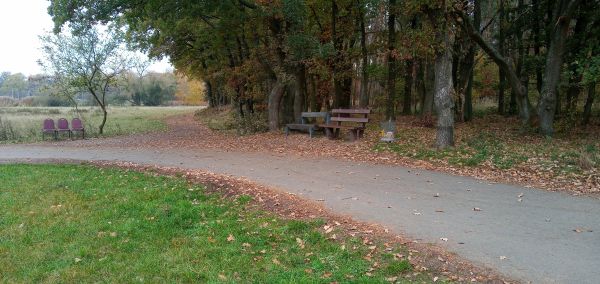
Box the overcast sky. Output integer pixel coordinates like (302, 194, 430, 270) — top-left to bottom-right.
(0, 0, 172, 76)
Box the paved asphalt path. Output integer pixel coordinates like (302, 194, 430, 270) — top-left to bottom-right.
(1, 145, 598, 283)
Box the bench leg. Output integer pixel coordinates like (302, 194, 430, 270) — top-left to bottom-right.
(349, 130, 357, 142)
(309, 127, 314, 138)
(284, 126, 289, 137)
(325, 128, 333, 139)
(334, 128, 340, 138)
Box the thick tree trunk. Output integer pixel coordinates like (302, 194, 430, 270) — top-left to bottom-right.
(463, 0, 479, 122)
(566, 75, 582, 113)
(309, 75, 318, 111)
(293, 64, 306, 122)
(538, 0, 575, 136)
(434, 26, 454, 149)
(497, 0, 506, 115)
(205, 80, 215, 108)
(532, 0, 543, 95)
(268, 80, 286, 131)
(331, 1, 351, 108)
(582, 83, 595, 126)
(498, 69, 506, 115)
(386, 0, 397, 120)
(422, 63, 435, 116)
(403, 60, 413, 115)
(359, 4, 369, 108)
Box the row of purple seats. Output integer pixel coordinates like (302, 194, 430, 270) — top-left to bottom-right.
(42, 118, 85, 139)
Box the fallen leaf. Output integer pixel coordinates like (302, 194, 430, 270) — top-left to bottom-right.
(227, 234, 235, 242)
(321, 271, 332, 279)
(296, 238, 305, 249)
(272, 258, 281, 265)
(218, 274, 227, 280)
(74, 258, 82, 263)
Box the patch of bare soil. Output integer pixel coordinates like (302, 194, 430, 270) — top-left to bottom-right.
(56, 113, 598, 195)
(89, 160, 512, 283)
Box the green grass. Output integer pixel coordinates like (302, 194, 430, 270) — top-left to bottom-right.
(0, 106, 199, 143)
(373, 117, 599, 176)
(0, 164, 424, 283)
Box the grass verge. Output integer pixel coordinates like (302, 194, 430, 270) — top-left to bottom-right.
(0, 164, 425, 283)
(0, 106, 199, 144)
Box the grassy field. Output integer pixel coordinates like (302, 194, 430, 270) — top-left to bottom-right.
(0, 106, 199, 143)
(0, 164, 425, 283)
(373, 115, 600, 175)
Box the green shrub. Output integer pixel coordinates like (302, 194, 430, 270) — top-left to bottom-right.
(234, 112, 269, 135)
(30, 95, 71, 107)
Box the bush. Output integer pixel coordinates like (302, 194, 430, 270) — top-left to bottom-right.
(0, 96, 17, 107)
(234, 112, 269, 135)
(30, 96, 71, 107)
(18, 96, 35, 106)
(0, 117, 16, 141)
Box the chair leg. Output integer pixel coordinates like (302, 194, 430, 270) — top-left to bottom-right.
(325, 128, 332, 139)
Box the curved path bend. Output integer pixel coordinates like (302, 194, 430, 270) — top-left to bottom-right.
(1, 144, 599, 283)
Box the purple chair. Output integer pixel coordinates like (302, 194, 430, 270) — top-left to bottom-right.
(56, 118, 72, 139)
(71, 118, 85, 139)
(42, 119, 57, 140)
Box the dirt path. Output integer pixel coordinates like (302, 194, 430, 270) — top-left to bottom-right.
(2, 116, 600, 283)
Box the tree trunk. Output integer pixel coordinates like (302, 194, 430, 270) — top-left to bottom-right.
(309, 75, 318, 111)
(268, 80, 286, 131)
(386, 0, 397, 120)
(293, 64, 306, 122)
(434, 23, 454, 149)
(497, 0, 506, 115)
(582, 83, 595, 126)
(358, 3, 369, 108)
(456, 8, 530, 126)
(99, 105, 107, 135)
(205, 81, 215, 108)
(538, 0, 575, 136)
(532, 0, 543, 95)
(403, 60, 413, 115)
(463, 0, 479, 122)
(498, 68, 505, 114)
(422, 62, 435, 116)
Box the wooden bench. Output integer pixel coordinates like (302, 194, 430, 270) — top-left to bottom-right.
(284, 112, 330, 138)
(319, 109, 370, 141)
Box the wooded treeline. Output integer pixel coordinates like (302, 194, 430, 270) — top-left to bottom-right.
(49, 0, 599, 147)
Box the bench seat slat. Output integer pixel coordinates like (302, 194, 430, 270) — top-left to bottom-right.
(286, 124, 316, 130)
(331, 109, 370, 114)
(300, 112, 329, 118)
(330, 117, 368, 123)
(319, 124, 364, 130)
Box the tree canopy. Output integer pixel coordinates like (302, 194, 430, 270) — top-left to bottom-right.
(48, 0, 600, 144)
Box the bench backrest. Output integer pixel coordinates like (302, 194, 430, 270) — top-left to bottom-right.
(43, 118, 56, 130)
(300, 112, 330, 124)
(71, 118, 84, 130)
(57, 118, 69, 130)
(330, 108, 370, 128)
